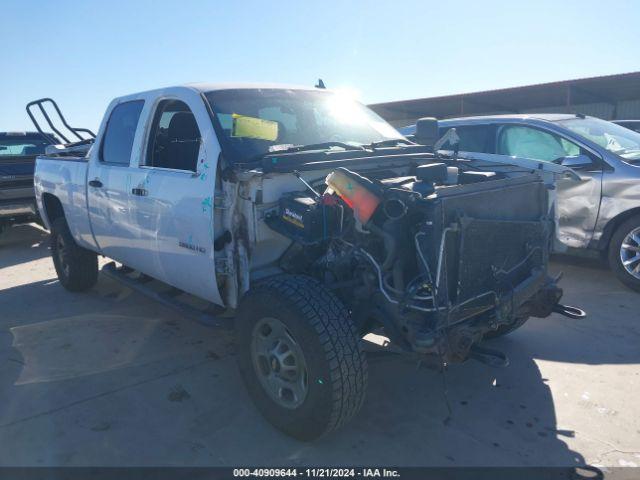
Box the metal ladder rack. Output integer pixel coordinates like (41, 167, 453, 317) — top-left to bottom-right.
(26, 98, 96, 145)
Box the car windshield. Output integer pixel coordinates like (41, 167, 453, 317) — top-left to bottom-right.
(204, 88, 403, 163)
(0, 135, 50, 156)
(556, 117, 640, 162)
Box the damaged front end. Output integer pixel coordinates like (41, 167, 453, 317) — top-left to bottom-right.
(266, 163, 582, 365)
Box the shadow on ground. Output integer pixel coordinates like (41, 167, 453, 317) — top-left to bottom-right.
(0, 224, 50, 269)
(0, 226, 637, 466)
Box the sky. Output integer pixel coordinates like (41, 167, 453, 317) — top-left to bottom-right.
(2, 0, 640, 132)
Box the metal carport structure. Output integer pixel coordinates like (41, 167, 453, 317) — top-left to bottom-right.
(370, 71, 640, 127)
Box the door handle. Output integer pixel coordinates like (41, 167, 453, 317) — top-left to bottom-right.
(89, 179, 103, 188)
(131, 187, 148, 196)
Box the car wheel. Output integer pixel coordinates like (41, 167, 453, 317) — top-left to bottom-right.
(608, 215, 640, 292)
(50, 217, 98, 292)
(236, 274, 368, 440)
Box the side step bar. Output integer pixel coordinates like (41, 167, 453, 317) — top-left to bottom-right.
(100, 262, 233, 330)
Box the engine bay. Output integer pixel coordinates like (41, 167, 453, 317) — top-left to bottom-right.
(265, 162, 563, 363)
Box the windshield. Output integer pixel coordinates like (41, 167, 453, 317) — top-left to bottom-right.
(557, 117, 640, 162)
(204, 89, 403, 163)
(0, 135, 50, 157)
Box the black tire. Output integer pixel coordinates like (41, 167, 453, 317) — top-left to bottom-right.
(236, 274, 368, 440)
(50, 217, 98, 292)
(483, 316, 529, 339)
(608, 215, 640, 292)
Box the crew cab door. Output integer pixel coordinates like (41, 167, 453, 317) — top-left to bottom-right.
(87, 99, 146, 267)
(495, 125, 603, 249)
(126, 93, 222, 305)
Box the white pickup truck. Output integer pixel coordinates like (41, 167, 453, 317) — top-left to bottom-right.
(33, 84, 583, 440)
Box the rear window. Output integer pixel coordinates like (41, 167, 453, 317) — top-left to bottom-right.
(101, 101, 144, 165)
(0, 135, 50, 156)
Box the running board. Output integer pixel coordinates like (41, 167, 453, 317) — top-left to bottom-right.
(100, 262, 232, 329)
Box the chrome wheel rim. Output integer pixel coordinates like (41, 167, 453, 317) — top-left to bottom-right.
(250, 317, 309, 409)
(620, 226, 640, 280)
(56, 234, 70, 278)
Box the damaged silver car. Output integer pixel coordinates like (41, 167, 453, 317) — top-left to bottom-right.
(405, 114, 640, 292)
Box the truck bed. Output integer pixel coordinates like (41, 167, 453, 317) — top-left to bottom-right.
(34, 155, 96, 250)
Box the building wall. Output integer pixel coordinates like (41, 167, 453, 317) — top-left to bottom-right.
(616, 99, 640, 119)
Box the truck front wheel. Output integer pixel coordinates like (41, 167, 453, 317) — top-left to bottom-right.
(50, 217, 98, 292)
(236, 275, 368, 440)
(608, 215, 640, 292)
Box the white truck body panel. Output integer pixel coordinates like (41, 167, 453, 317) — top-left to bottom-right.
(35, 156, 96, 250)
(36, 86, 224, 305)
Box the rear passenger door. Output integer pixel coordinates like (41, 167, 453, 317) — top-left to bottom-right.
(128, 97, 221, 304)
(87, 100, 145, 267)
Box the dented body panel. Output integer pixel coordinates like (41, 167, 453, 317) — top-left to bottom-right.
(592, 160, 640, 247)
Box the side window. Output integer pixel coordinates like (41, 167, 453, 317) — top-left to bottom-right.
(101, 101, 144, 165)
(455, 125, 493, 153)
(436, 125, 494, 153)
(146, 100, 201, 171)
(559, 137, 580, 157)
(497, 125, 579, 162)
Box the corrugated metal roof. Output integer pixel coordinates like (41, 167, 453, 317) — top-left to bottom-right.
(370, 71, 640, 123)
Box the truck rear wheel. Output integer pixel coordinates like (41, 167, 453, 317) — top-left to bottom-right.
(236, 275, 368, 440)
(608, 215, 640, 292)
(50, 217, 98, 292)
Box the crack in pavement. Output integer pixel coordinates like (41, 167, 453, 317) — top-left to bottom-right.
(575, 431, 640, 464)
(0, 358, 214, 430)
(591, 448, 640, 466)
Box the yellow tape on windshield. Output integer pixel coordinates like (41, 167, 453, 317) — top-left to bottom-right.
(231, 114, 278, 141)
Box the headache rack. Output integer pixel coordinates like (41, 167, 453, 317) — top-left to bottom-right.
(26, 98, 96, 154)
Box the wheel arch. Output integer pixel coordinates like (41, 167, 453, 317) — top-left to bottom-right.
(41, 193, 66, 230)
(597, 207, 640, 252)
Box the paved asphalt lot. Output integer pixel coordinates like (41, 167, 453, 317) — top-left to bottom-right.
(1, 223, 639, 468)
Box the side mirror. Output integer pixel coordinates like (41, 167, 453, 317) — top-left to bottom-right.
(559, 154, 592, 169)
(415, 117, 439, 146)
